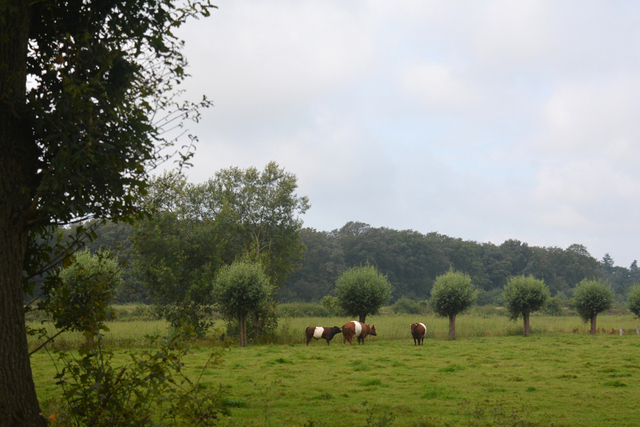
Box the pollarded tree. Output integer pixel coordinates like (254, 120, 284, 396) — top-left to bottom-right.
(627, 284, 640, 318)
(429, 270, 477, 340)
(1, 1, 215, 424)
(572, 279, 614, 334)
(213, 261, 272, 347)
(335, 264, 392, 323)
(502, 275, 550, 337)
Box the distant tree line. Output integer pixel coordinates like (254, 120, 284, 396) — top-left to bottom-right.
(280, 222, 640, 307)
(54, 220, 639, 309)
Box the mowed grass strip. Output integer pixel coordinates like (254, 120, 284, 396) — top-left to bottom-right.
(32, 325, 640, 426)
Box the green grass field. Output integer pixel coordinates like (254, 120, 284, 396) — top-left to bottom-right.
(30, 314, 640, 426)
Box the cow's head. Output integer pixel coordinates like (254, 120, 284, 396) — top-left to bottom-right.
(330, 326, 342, 337)
(369, 325, 377, 336)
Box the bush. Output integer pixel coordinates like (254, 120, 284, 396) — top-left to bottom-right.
(54, 335, 228, 426)
(542, 297, 564, 316)
(476, 288, 504, 306)
(391, 298, 427, 315)
(277, 302, 330, 318)
(470, 305, 506, 318)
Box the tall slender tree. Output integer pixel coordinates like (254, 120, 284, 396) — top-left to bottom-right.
(0, 1, 214, 424)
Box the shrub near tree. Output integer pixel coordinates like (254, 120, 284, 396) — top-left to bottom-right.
(502, 275, 550, 336)
(213, 261, 273, 347)
(572, 279, 614, 334)
(335, 264, 392, 323)
(429, 270, 477, 340)
(627, 284, 640, 317)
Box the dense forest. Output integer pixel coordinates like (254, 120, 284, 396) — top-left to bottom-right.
(68, 220, 640, 308)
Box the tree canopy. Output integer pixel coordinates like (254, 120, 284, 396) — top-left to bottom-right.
(213, 260, 272, 347)
(502, 275, 549, 336)
(133, 163, 308, 333)
(334, 264, 392, 323)
(1, 1, 214, 424)
(429, 270, 476, 339)
(627, 285, 640, 318)
(572, 279, 614, 334)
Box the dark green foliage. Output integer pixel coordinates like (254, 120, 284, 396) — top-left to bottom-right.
(626, 284, 640, 317)
(599, 255, 640, 298)
(391, 297, 427, 315)
(503, 276, 549, 320)
(475, 288, 504, 306)
(54, 335, 228, 426)
(542, 296, 565, 316)
(335, 264, 393, 323)
(2, 0, 215, 422)
(429, 271, 476, 319)
(277, 302, 330, 318)
(572, 279, 614, 322)
(503, 275, 549, 336)
(572, 279, 614, 334)
(278, 228, 345, 302)
(429, 270, 476, 339)
(281, 223, 607, 307)
(50, 250, 121, 334)
(134, 164, 308, 333)
(213, 261, 273, 346)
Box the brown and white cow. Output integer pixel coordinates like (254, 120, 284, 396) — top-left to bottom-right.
(410, 323, 427, 346)
(342, 321, 377, 345)
(305, 326, 342, 346)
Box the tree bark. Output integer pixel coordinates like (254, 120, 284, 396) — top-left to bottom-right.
(0, 1, 47, 425)
(359, 314, 366, 323)
(590, 314, 597, 335)
(523, 312, 530, 337)
(448, 314, 456, 340)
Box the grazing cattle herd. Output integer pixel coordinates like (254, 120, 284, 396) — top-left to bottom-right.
(305, 321, 426, 346)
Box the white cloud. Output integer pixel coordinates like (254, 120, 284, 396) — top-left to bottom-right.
(401, 63, 474, 107)
(474, 0, 554, 64)
(542, 77, 640, 162)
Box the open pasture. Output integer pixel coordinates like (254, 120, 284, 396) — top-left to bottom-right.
(30, 314, 640, 426)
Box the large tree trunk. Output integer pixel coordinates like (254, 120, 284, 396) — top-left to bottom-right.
(590, 314, 598, 335)
(448, 314, 456, 340)
(523, 312, 530, 337)
(359, 314, 366, 323)
(0, 1, 47, 425)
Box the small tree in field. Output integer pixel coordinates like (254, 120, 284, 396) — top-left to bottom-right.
(572, 279, 614, 334)
(503, 275, 550, 336)
(429, 270, 476, 339)
(627, 284, 640, 318)
(335, 265, 392, 323)
(213, 261, 272, 347)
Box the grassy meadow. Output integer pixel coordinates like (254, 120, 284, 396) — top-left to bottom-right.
(29, 313, 640, 426)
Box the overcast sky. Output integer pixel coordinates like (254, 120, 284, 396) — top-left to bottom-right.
(170, 0, 640, 268)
